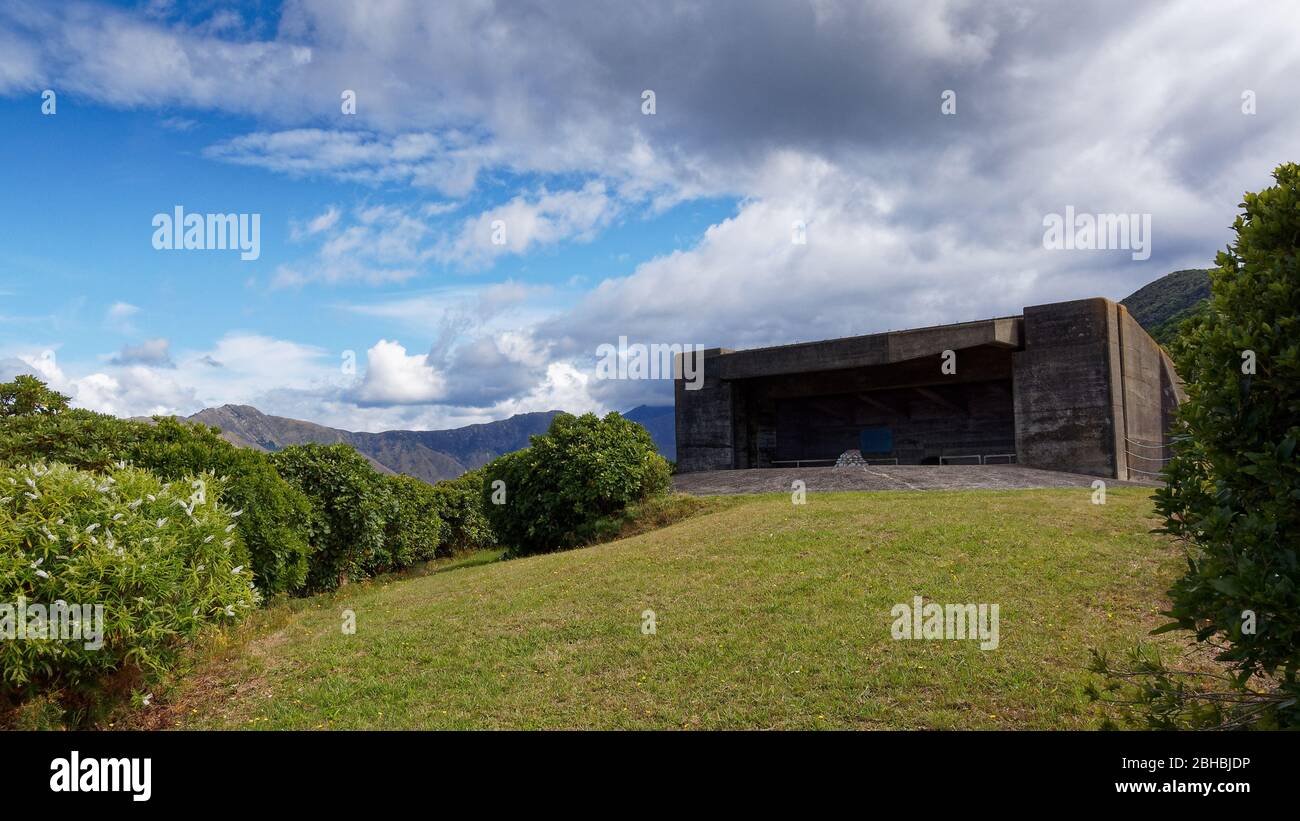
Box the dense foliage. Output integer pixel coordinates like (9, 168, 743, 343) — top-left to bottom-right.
(431, 468, 496, 555)
(382, 474, 446, 572)
(0, 375, 71, 418)
(125, 418, 314, 596)
(0, 403, 313, 596)
(0, 462, 253, 726)
(1094, 163, 1300, 729)
(270, 444, 394, 592)
(0, 407, 139, 471)
(481, 412, 671, 555)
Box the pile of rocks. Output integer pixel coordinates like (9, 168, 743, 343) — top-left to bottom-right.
(834, 449, 867, 468)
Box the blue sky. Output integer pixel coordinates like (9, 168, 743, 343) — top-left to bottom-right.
(1, 1, 1297, 430)
(0, 95, 731, 375)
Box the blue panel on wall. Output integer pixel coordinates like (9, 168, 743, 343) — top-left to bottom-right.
(860, 427, 893, 455)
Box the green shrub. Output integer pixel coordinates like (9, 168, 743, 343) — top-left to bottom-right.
(432, 469, 496, 556)
(1093, 163, 1300, 730)
(0, 462, 254, 727)
(0, 375, 71, 418)
(0, 407, 138, 471)
(382, 475, 445, 571)
(270, 444, 393, 592)
(481, 412, 671, 555)
(0, 401, 314, 597)
(1154, 163, 1300, 728)
(125, 418, 314, 597)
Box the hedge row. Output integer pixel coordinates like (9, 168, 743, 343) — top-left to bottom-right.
(0, 379, 496, 597)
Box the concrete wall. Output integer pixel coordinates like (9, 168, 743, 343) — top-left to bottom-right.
(1012, 298, 1123, 478)
(1116, 304, 1185, 480)
(675, 348, 737, 472)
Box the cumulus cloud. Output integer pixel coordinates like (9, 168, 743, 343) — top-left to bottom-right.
(349, 339, 447, 406)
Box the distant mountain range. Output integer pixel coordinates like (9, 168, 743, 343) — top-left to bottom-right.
(1120, 268, 1212, 345)
(174, 403, 677, 484)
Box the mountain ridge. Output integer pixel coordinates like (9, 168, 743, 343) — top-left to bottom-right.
(176, 403, 678, 484)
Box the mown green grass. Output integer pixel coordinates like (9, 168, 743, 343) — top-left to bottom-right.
(173, 487, 1186, 730)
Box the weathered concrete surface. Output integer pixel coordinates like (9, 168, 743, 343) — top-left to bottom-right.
(674, 349, 736, 472)
(1011, 298, 1121, 478)
(673, 465, 1157, 495)
(1116, 305, 1184, 480)
(712, 315, 1021, 381)
(677, 296, 1181, 479)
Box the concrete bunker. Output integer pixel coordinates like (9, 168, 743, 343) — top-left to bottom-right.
(674, 297, 1184, 480)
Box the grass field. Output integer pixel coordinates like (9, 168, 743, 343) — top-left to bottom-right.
(165, 487, 1187, 730)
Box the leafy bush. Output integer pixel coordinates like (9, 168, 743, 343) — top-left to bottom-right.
(481, 412, 671, 555)
(382, 475, 445, 571)
(0, 400, 314, 597)
(431, 468, 496, 556)
(0, 375, 71, 417)
(0, 407, 138, 471)
(1093, 163, 1300, 729)
(0, 462, 254, 727)
(125, 418, 314, 596)
(270, 444, 393, 592)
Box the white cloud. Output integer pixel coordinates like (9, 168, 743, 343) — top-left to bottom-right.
(436, 181, 616, 268)
(350, 339, 447, 406)
(290, 205, 340, 240)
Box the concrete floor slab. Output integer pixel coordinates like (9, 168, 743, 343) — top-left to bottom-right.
(672, 465, 1158, 495)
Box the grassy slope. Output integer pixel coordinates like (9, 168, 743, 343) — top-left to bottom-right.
(175, 488, 1186, 730)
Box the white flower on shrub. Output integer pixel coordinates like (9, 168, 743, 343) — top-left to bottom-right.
(155, 518, 168, 528)
(231, 565, 244, 575)
(84, 523, 99, 533)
